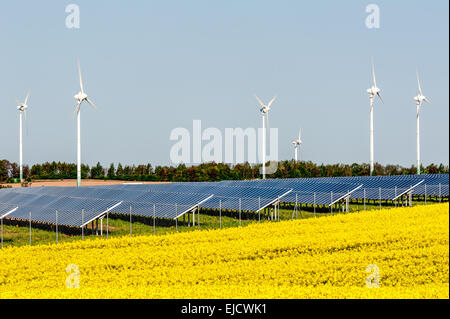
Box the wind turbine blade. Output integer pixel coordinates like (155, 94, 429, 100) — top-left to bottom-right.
(86, 98, 97, 110)
(371, 58, 377, 88)
(78, 60, 84, 94)
(267, 95, 277, 108)
(298, 126, 301, 141)
(424, 97, 431, 104)
(15, 98, 21, 106)
(254, 95, 265, 108)
(416, 69, 423, 96)
(377, 92, 384, 104)
(24, 91, 30, 105)
(71, 102, 81, 119)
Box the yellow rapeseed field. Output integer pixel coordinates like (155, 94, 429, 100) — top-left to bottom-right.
(0, 203, 448, 299)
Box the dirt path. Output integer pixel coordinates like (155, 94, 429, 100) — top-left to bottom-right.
(2, 179, 169, 188)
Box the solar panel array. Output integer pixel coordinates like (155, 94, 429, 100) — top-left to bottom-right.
(306, 174, 449, 200)
(410, 174, 449, 196)
(0, 187, 213, 227)
(212, 179, 362, 205)
(92, 184, 293, 212)
(0, 174, 447, 228)
(0, 189, 122, 227)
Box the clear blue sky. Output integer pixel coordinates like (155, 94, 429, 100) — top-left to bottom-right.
(0, 0, 448, 168)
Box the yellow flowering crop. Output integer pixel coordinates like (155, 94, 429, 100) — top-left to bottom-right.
(0, 203, 448, 299)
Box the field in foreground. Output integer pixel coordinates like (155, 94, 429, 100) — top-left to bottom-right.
(0, 203, 448, 299)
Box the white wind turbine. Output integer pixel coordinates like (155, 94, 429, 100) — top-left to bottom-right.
(414, 70, 431, 175)
(255, 94, 277, 179)
(15, 92, 30, 182)
(366, 59, 383, 176)
(72, 61, 97, 187)
(292, 125, 302, 162)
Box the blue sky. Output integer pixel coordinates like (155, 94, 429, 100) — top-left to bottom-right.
(0, 0, 448, 167)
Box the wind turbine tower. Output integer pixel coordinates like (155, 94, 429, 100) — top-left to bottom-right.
(366, 59, 383, 176)
(414, 70, 431, 175)
(72, 61, 97, 187)
(255, 95, 277, 179)
(15, 92, 30, 183)
(292, 125, 302, 162)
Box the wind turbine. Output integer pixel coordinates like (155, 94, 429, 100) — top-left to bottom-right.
(292, 125, 302, 162)
(72, 61, 97, 187)
(366, 59, 383, 176)
(15, 92, 30, 183)
(255, 94, 277, 179)
(414, 70, 431, 175)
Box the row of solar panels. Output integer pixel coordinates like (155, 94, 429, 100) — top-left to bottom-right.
(0, 184, 294, 228)
(0, 189, 214, 226)
(216, 174, 449, 199)
(0, 174, 447, 229)
(1, 185, 292, 213)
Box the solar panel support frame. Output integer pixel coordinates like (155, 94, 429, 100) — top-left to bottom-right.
(392, 180, 424, 201)
(329, 185, 363, 206)
(80, 201, 123, 228)
(0, 206, 18, 220)
(256, 189, 293, 212)
(174, 194, 214, 219)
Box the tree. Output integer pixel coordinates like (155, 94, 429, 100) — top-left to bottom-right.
(107, 163, 116, 179)
(91, 162, 104, 179)
(116, 163, 124, 179)
(0, 160, 7, 182)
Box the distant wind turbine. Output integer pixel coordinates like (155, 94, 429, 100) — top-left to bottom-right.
(292, 125, 302, 162)
(366, 59, 383, 176)
(414, 70, 431, 175)
(15, 92, 30, 182)
(72, 61, 97, 187)
(255, 94, 277, 179)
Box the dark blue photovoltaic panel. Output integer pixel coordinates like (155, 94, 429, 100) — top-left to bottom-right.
(411, 174, 449, 196)
(307, 174, 448, 199)
(214, 174, 449, 201)
(1, 173, 446, 226)
(218, 179, 359, 192)
(311, 174, 447, 190)
(0, 188, 123, 227)
(0, 203, 18, 219)
(0, 187, 214, 222)
(215, 179, 361, 205)
(101, 183, 292, 211)
(281, 191, 346, 206)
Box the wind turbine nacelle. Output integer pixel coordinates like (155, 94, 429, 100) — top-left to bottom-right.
(260, 107, 270, 114)
(414, 95, 426, 103)
(74, 92, 87, 101)
(17, 105, 27, 111)
(367, 87, 379, 95)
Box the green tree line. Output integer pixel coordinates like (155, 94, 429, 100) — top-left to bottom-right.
(0, 159, 448, 183)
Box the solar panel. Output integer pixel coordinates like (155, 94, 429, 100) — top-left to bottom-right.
(226, 174, 448, 201)
(0, 187, 214, 224)
(215, 179, 362, 205)
(0, 189, 123, 227)
(411, 174, 449, 196)
(1, 173, 446, 228)
(101, 183, 293, 212)
(0, 203, 18, 219)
